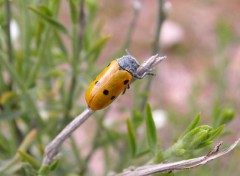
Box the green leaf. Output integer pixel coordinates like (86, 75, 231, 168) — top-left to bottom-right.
(135, 148, 150, 158)
(153, 149, 164, 163)
(86, 35, 110, 62)
(0, 91, 18, 104)
(208, 125, 224, 141)
(180, 113, 201, 138)
(53, 31, 68, 56)
(126, 118, 137, 157)
(86, 0, 98, 22)
(132, 110, 144, 129)
(212, 104, 221, 127)
(145, 104, 158, 155)
(219, 108, 235, 125)
(213, 108, 235, 127)
(38, 165, 50, 176)
(191, 130, 209, 148)
(49, 159, 60, 171)
(18, 150, 40, 169)
(28, 6, 68, 34)
(197, 141, 213, 148)
(22, 162, 38, 176)
(0, 111, 23, 121)
(36, 20, 44, 49)
(39, 4, 53, 16)
(181, 125, 212, 144)
(68, 0, 78, 23)
(0, 132, 10, 154)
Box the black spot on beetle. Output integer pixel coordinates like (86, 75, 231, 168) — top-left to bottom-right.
(111, 96, 116, 100)
(95, 81, 100, 86)
(123, 80, 129, 85)
(103, 89, 109, 95)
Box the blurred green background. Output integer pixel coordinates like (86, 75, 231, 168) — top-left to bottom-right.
(0, 0, 239, 175)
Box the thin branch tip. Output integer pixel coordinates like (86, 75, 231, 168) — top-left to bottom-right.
(115, 138, 240, 176)
(155, 55, 167, 64)
(160, 55, 167, 61)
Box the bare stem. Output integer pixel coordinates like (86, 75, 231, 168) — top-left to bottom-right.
(42, 108, 95, 166)
(115, 138, 240, 176)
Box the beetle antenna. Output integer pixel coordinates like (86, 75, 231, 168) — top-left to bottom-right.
(125, 49, 131, 55)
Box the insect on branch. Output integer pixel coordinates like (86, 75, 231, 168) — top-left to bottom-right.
(40, 54, 167, 167)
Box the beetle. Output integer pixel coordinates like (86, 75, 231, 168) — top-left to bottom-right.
(85, 55, 153, 110)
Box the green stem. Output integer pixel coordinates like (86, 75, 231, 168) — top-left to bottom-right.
(19, 0, 31, 79)
(62, 0, 86, 125)
(0, 130, 37, 173)
(0, 65, 7, 92)
(26, 1, 61, 87)
(4, 0, 14, 89)
(69, 136, 83, 165)
(0, 51, 43, 126)
(26, 27, 51, 87)
(8, 121, 17, 154)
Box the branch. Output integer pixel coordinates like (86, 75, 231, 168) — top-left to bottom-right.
(136, 54, 166, 77)
(40, 54, 167, 168)
(41, 109, 94, 166)
(115, 138, 240, 176)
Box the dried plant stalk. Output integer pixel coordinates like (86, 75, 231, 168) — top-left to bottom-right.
(115, 138, 240, 176)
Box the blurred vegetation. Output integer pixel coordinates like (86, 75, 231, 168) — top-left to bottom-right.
(0, 0, 238, 176)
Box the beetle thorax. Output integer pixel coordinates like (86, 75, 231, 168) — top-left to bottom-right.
(117, 55, 140, 76)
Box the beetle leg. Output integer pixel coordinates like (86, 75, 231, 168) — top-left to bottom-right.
(122, 84, 130, 95)
(122, 88, 127, 94)
(134, 72, 155, 79)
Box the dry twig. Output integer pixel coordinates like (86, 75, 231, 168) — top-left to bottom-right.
(115, 138, 240, 176)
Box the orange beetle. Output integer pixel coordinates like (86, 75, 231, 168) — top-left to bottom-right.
(85, 55, 152, 110)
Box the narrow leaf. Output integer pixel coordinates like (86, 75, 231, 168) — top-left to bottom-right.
(145, 104, 158, 155)
(0, 111, 22, 121)
(132, 110, 144, 129)
(38, 165, 50, 176)
(180, 113, 201, 138)
(18, 150, 40, 169)
(135, 148, 150, 158)
(212, 104, 221, 127)
(28, 6, 68, 34)
(87, 35, 110, 62)
(68, 0, 78, 23)
(197, 141, 213, 148)
(208, 125, 224, 141)
(54, 32, 68, 56)
(126, 118, 137, 157)
(39, 4, 53, 16)
(49, 159, 60, 171)
(0, 132, 10, 153)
